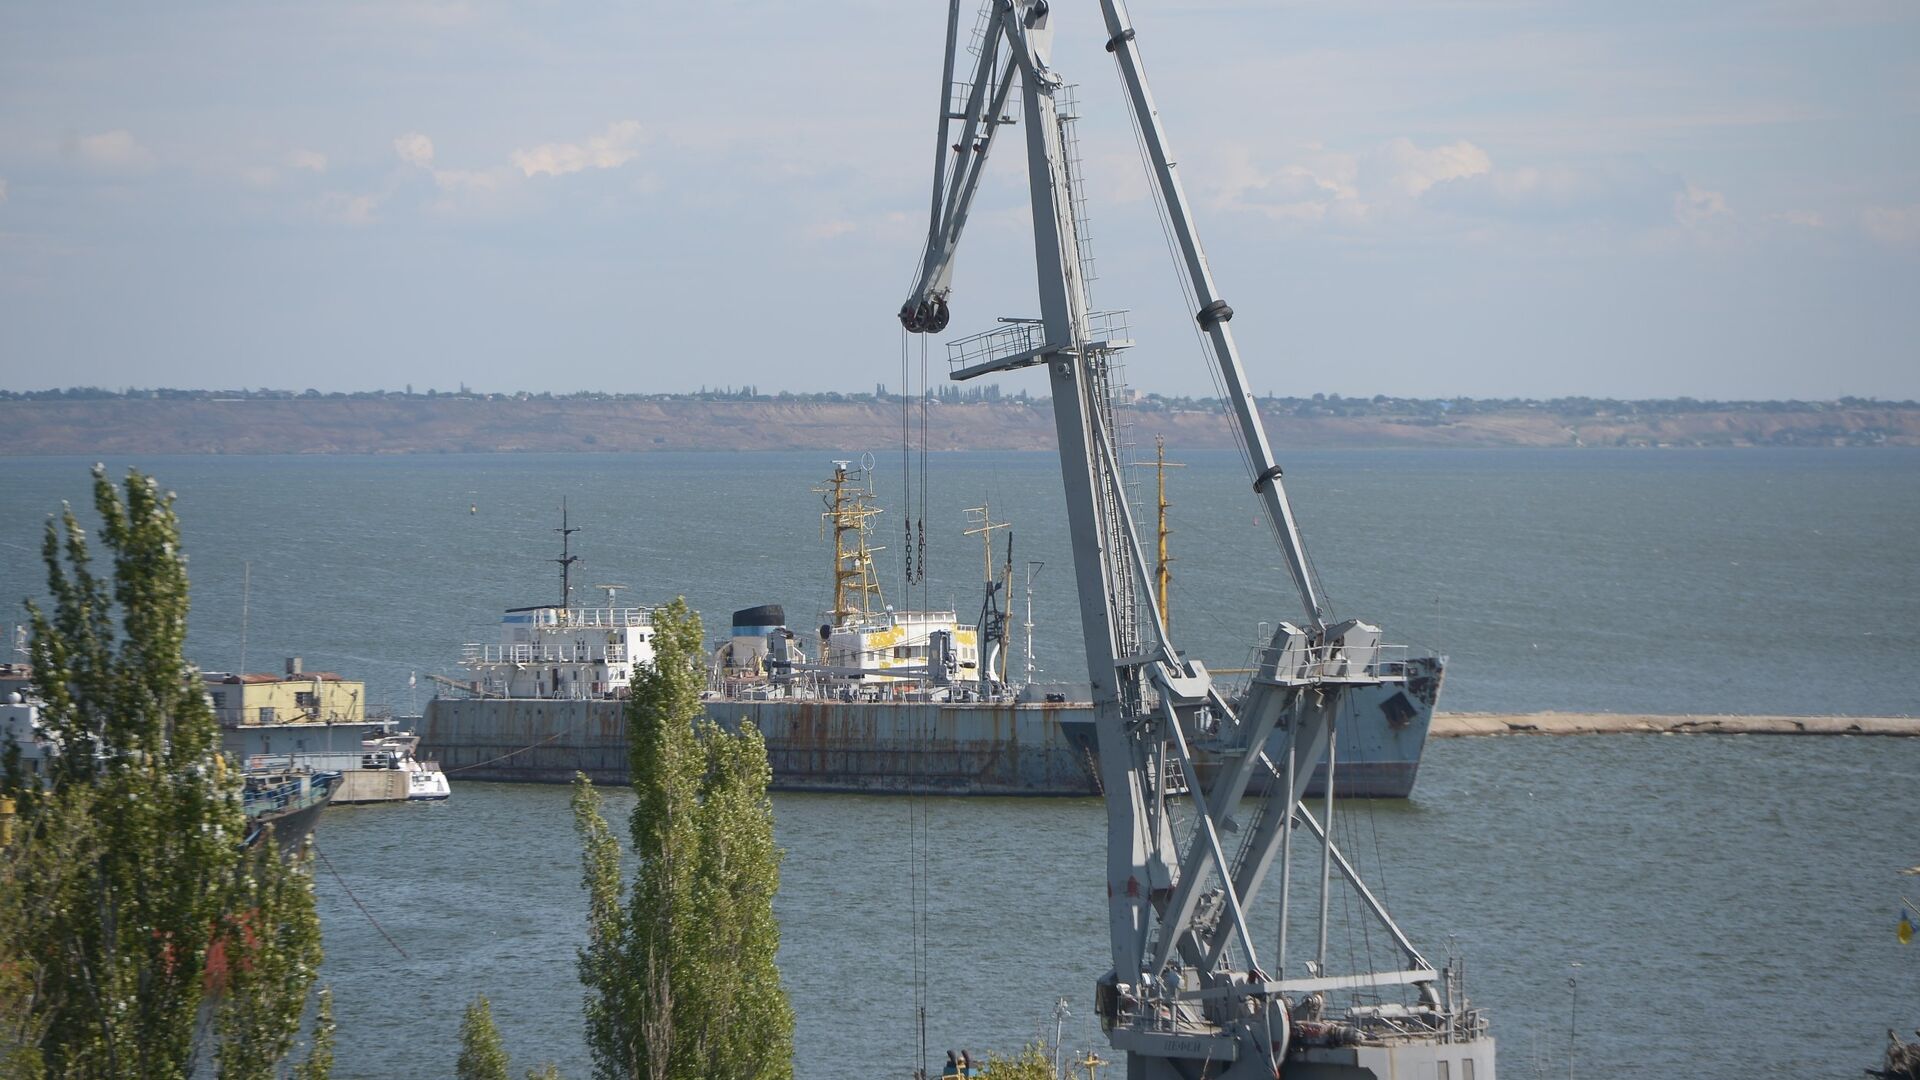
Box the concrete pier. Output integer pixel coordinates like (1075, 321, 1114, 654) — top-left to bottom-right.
(1433, 712, 1920, 737)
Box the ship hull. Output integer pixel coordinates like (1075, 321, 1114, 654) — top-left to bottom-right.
(420, 696, 1100, 794)
(260, 792, 332, 850)
(245, 772, 339, 853)
(420, 657, 1441, 797)
(1211, 654, 1445, 800)
(711, 699, 1099, 796)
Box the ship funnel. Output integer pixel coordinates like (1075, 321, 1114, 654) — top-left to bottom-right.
(724, 605, 788, 677)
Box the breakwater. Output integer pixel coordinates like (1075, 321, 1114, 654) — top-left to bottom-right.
(1434, 712, 1919, 737)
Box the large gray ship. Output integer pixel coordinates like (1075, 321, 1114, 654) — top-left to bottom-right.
(421, 469, 1442, 797)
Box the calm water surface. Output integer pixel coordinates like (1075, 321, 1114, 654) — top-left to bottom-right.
(1, 449, 1916, 1076)
(311, 735, 1920, 1080)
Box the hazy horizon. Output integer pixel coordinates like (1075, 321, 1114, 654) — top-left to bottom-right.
(6, 385, 1920, 407)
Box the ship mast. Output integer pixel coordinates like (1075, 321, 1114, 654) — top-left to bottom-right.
(553, 497, 582, 613)
(1023, 560, 1043, 686)
(817, 460, 886, 627)
(1152, 435, 1183, 635)
(964, 503, 1013, 685)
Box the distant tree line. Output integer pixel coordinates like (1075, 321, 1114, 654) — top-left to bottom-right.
(3, 387, 1913, 413)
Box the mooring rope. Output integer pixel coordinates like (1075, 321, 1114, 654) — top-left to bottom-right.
(315, 843, 411, 959)
(442, 723, 578, 775)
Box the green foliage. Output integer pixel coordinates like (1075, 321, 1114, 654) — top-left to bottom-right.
(212, 834, 327, 1080)
(980, 1042, 1058, 1080)
(456, 996, 512, 1080)
(0, 466, 324, 1079)
(291, 989, 336, 1080)
(572, 598, 794, 1080)
(525, 1066, 564, 1080)
(0, 786, 97, 1078)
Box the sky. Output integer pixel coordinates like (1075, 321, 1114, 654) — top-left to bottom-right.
(0, 1, 1915, 400)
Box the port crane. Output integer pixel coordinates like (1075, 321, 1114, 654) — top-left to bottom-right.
(897, 2, 1495, 1076)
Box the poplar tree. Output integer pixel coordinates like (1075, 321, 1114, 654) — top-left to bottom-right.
(571, 598, 793, 1080)
(456, 996, 512, 1080)
(980, 1042, 1058, 1080)
(0, 466, 325, 1078)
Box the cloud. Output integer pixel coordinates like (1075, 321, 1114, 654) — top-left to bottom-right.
(286, 149, 328, 173)
(1673, 184, 1731, 229)
(431, 167, 510, 194)
(804, 219, 857, 241)
(1862, 204, 1920, 249)
(1212, 142, 1363, 224)
(70, 130, 154, 171)
(317, 191, 382, 226)
(0, 178, 8, 203)
(1212, 137, 1494, 224)
(1212, 136, 1731, 239)
(1425, 159, 1704, 227)
(1377, 137, 1491, 197)
(511, 121, 643, 178)
(375, 123, 649, 216)
(393, 132, 436, 169)
(384, 131, 527, 213)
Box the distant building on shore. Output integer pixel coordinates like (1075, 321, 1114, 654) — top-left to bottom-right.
(205, 657, 386, 757)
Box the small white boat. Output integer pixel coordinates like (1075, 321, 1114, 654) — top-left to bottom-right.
(360, 732, 451, 801)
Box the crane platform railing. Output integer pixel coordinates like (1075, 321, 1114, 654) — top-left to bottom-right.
(946, 311, 1133, 381)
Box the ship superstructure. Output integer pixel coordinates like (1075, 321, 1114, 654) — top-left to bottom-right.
(713, 459, 983, 699)
(454, 499, 658, 701)
(458, 597, 657, 700)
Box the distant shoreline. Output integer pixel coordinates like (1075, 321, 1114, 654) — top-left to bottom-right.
(5, 396, 1915, 455)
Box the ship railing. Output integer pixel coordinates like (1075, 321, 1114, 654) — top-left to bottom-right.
(1340, 1004, 1488, 1045)
(461, 643, 631, 665)
(291, 750, 363, 774)
(552, 606, 652, 629)
(244, 782, 300, 815)
(242, 771, 308, 814)
(1243, 641, 1409, 685)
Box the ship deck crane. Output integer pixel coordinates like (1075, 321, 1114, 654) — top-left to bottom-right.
(896, 3, 1495, 1077)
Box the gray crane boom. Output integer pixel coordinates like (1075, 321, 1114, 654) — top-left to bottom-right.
(903, 0, 1328, 630)
(1093, 0, 1326, 630)
(901, 0, 1021, 335)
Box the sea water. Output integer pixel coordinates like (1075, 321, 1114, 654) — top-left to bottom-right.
(2, 448, 1915, 1077)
